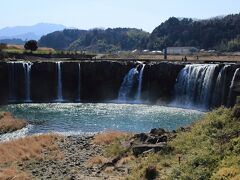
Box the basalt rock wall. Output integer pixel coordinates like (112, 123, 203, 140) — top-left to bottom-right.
(0, 60, 239, 109)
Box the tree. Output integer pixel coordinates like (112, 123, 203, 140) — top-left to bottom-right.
(0, 43, 7, 51)
(24, 40, 38, 52)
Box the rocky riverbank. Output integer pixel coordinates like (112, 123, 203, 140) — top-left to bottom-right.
(18, 135, 108, 179)
(1, 106, 240, 179)
(1, 128, 176, 180)
(0, 134, 130, 180)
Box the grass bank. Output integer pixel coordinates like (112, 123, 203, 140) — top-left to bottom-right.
(0, 112, 27, 134)
(100, 106, 240, 179)
(0, 134, 62, 179)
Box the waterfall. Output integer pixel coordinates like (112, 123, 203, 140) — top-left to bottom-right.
(211, 65, 230, 107)
(56, 62, 63, 102)
(76, 63, 81, 102)
(118, 67, 139, 102)
(8, 62, 16, 102)
(23, 62, 32, 102)
(174, 64, 218, 109)
(118, 64, 146, 102)
(136, 64, 146, 101)
(227, 68, 240, 107)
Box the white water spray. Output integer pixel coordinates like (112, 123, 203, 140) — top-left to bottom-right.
(118, 67, 139, 102)
(136, 64, 146, 101)
(174, 64, 218, 109)
(76, 63, 81, 102)
(227, 68, 240, 106)
(23, 62, 32, 102)
(56, 62, 63, 102)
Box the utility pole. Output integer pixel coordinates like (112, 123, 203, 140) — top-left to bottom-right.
(164, 46, 167, 60)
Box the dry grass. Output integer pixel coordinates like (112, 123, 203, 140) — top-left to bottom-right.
(0, 134, 62, 164)
(38, 47, 55, 51)
(93, 131, 131, 145)
(6, 44, 24, 50)
(137, 54, 240, 61)
(0, 167, 31, 180)
(0, 112, 27, 134)
(117, 155, 135, 166)
(87, 156, 108, 166)
(104, 53, 240, 62)
(3, 44, 56, 55)
(6, 44, 54, 51)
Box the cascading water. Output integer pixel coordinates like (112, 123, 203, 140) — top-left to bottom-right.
(118, 67, 139, 102)
(76, 63, 81, 102)
(118, 64, 146, 102)
(227, 68, 240, 107)
(56, 62, 63, 102)
(136, 64, 146, 101)
(211, 65, 230, 107)
(4, 61, 239, 108)
(174, 64, 218, 109)
(23, 62, 32, 102)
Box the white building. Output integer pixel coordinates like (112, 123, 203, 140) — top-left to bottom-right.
(166, 47, 199, 55)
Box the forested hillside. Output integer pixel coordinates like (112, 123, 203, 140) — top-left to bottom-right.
(38, 29, 87, 50)
(39, 28, 149, 52)
(148, 13, 240, 51)
(38, 13, 240, 52)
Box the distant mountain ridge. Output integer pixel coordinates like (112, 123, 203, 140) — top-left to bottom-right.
(0, 23, 66, 40)
(2, 12, 240, 52)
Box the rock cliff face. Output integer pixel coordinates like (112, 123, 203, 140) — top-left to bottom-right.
(0, 60, 239, 109)
(80, 61, 132, 102)
(0, 61, 134, 103)
(142, 62, 184, 104)
(0, 62, 8, 104)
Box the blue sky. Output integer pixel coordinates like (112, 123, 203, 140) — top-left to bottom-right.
(2, 0, 240, 32)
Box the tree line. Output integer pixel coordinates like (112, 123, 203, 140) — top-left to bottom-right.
(148, 13, 240, 51)
(38, 13, 240, 53)
(39, 28, 149, 53)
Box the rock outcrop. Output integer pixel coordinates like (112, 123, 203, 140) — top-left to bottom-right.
(131, 128, 176, 156)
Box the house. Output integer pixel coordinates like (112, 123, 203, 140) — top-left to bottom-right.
(166, 47, 199, 55)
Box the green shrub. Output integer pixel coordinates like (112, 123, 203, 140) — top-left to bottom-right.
(211, 167, 240, 180)
(232, 105, 240, 119)
(106, 106, 240, 179)
(104, 140, 127, 158)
